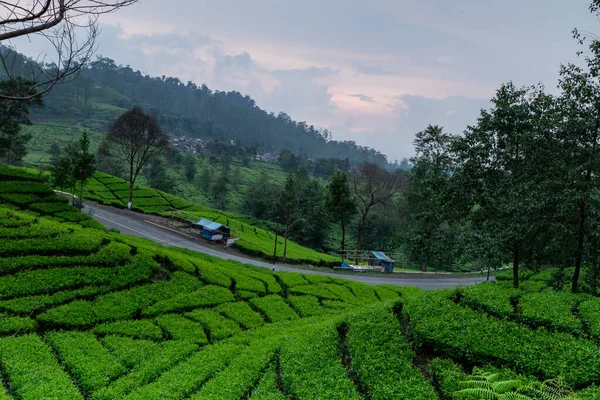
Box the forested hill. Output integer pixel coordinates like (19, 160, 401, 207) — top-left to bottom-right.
(17, 49, 388, 165)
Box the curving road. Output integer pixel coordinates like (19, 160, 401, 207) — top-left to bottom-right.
(83, 202, 489, 290)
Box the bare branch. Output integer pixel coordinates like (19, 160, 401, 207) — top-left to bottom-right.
(0, 0, 137, 101)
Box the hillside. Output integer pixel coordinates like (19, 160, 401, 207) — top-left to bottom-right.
(0, 167, 599, 399)
(80, 171, 339, 266)
(2, 46, 389, 167)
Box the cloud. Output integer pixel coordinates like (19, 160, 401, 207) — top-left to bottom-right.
(352, 63, 394, 76)
(349, 94, 375, 103)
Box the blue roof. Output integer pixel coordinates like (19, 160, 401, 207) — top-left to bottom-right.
(193, 218, 223, 231)
(371, 251, 392, 261)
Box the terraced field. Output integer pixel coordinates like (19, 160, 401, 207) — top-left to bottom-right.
(82, 171, 340, 266)
(1, 166, 600, 399)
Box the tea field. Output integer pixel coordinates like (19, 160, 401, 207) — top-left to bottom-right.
(0, 166, 600, 399)
(81, 171, 340, 266)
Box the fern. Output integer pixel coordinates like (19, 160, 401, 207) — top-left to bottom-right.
(452, 368, 577, 400)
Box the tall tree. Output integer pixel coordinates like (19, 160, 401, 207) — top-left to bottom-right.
(351, 163, 402, 260)
(103, 106, 170, 208)
(279, 174, 300, 262)
(72, 131, 96, 206)
(453, 83, 553, 288)
(325, 170, 356, 250)
(405, 125, 456, 271)
(183, 154, 197, 182)
(0, 78, 42, 165)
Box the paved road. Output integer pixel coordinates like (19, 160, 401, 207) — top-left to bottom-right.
(84, 202, 489, 289)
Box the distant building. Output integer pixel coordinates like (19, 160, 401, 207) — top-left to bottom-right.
(192, 218, 231, 241)
(369, 251, 395, 273)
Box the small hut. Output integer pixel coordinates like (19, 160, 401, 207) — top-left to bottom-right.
(192, 218, 231, 241)
(369, 251, 395, 272)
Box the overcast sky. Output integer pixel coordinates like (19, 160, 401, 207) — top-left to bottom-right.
(10, 0, 600, 161)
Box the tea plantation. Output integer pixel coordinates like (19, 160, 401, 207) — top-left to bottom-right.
(81, 171, 340, 266)
(1, 166, 600, 399)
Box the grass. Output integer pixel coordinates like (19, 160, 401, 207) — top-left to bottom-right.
(0, 166, 598, 399)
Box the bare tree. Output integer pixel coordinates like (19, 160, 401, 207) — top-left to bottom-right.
(352, 163, 403, 260)
(103, 106, 170, 209)
(0, 0, 137, 101)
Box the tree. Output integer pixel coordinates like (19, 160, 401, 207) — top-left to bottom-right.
(279, 174, 300, 262)
(243, 172, 280, 220)
(103, 106, 170, 208)
(405, 125, 456, 271)
(453, 83, 554, 288)
(50, 142, 77, 192)
(0, 78, 42, 165)
(183, 154, 196, 182)
(325, 170, 356, 250)
(352, 163, 402, 259)
(72, 130, 95, 206)
(0, 0, 137, 101)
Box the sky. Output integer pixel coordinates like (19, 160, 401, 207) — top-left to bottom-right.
(8, 0, 600, 161)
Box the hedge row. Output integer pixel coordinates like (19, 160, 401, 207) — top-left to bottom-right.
(345, 305, 437, 399)
(0, 229, 106, 257)
(276, 271, 309, 287)
(519, 291, 585, 334)
(155, 314, 208, 345)
(0, 181, 53, 195)
(142, 285, 235, 316)
(191, 337, 279, 399)
(458, 282, 519, 318)
(250, 295, 299, 323)
(185, 308, 242, 341)
(92, 320, 164, 341)
(249, 364, 286, 400)
(403, 291, 600, 387)
(289, 284, 339, 300)
(92, 339, 198, 400)
(126, 342, 244, 400)
(215, 302, 265, 330)
(288, 295, 330, 317)
(279, 321, 361, 399)
(46, 331, 126, 395)
(38, 272, 201, 327)
(0, 334, 83, 399)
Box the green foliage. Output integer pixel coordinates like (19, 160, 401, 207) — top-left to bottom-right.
(92, 320, 164, 340)
(154, 314, 208, 344)
(452, 367, 577, 400)
(0, 334, 83, 399)
(185, 308, 242, 341)
(215, 301, 265, 329)
(344, 304, 437, 399)
(250, 295, 299, 322)
(46, 331, 126, 395)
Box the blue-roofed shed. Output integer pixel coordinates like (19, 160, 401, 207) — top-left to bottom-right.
(369, 251, 395, 272)
(192, 218, 231, 241)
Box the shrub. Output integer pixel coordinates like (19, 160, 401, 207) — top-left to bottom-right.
(92, 320, 164, 341)
(125, 343, 243, 400)
(250, 295, 299, 323)
(154, 314, 208, 344)
(92, 339, 198, 400)
(249, 364, 286, 400)
(45, 331, 126, 396)
(0, 181, 53, 195)
(279, 321, 362, 399)
(276, 271, 309, 287)
(519, 291, 584, 334)
(215, 302, 265, 329)
(345, 304, 437, 399)
(0, 334, 83, 399)
(288, 295, 329, 317)
(185, 308, 242, 341)
(142, 285, 235, 316)
(191, 337, 279, 399)
(403, 291, 600, 388)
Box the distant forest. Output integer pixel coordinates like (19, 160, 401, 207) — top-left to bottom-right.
(3, 46, 391, 166)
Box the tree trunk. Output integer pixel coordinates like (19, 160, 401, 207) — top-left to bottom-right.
(341, 220, 346, 251)
(283, 227, 289, 263)
(513, 245, 519, 289)
(79, 181, 84, 208)
(128, 162, 134, 209)
(572, 198, 586, 293)
(272, 223, 278, 264)
(422, 259, 428, 272)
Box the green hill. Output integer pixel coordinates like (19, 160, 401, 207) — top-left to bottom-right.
(81, 171, 339, 266)
(0, 167, 599, 399)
